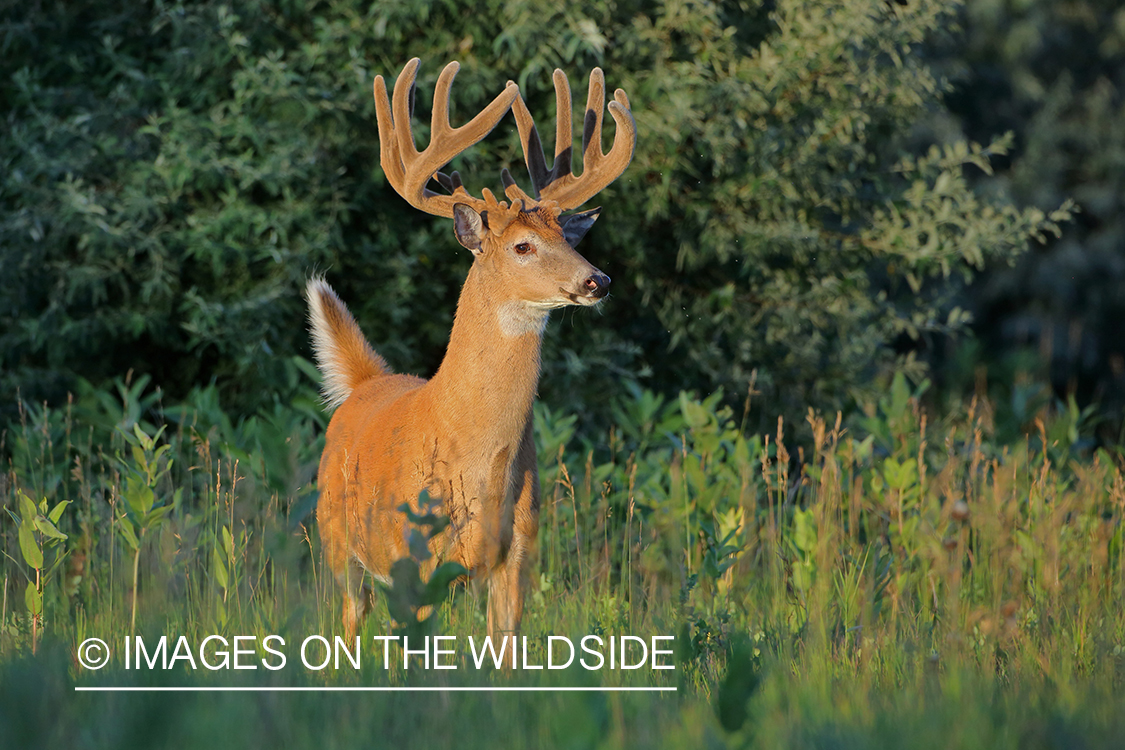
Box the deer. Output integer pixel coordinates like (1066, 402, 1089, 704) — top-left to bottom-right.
(305, 58, 635, 644)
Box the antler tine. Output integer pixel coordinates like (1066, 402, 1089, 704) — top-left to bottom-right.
(552, 70, 573, 178)
(510, 67, 636, 211)
(373, 71, 405, 193)
(510, 71, 572, 199)
(569, 68, 636, 205)
(390, 57, 422, 171)
(580, 68, 604, 168)
(509, 84, 544, 197)
(373, 58, 519, 217)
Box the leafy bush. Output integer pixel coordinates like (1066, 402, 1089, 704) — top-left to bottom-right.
(947, 0, 1125, 423)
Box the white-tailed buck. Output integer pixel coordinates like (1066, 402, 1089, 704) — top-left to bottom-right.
(306, 58, 635, 641)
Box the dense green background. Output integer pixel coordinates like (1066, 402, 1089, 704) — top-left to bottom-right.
(2, 3, 1125, 747)
(4, 0, 1112, 435)
(948, 0, 1125, 420)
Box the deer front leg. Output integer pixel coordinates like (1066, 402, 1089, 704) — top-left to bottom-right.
(486, 431, 540, 643)
(486, 538, 528, 643)
(340, 558, 374, 641)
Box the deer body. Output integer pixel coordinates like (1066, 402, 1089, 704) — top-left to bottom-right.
(308, 58, 634, 641)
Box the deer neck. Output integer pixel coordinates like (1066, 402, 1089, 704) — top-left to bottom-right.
(429, 262, 547, 449)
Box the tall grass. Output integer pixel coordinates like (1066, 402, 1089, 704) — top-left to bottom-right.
(1, 371, 1123, 748)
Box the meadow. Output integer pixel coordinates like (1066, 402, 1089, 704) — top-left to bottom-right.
(1, 368, 1122, 748)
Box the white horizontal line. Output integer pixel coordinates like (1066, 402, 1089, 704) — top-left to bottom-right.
(75, 686, 676, 693)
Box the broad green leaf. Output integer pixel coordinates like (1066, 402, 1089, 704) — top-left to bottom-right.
(793, 508, 817, 555)
(141, 504, 174, 530)
(679, 393, 709, 429)
(34, 516, 67, 542)
(25, 581, 43, 616)
(212, 546, 229, 590)
(132, 444, 147, 471)
(125, 480, 155, 516)
(19, 523, 44, 570)
(117, 518, 140, 551)
(19, 493, 37, 524)
(133, 422, 151, 449)
(48, 500, 71, 525)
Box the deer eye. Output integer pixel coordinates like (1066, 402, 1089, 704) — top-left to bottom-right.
(514, 242, 535, 256)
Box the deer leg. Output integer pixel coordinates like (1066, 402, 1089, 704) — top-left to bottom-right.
(340, 558, 373, 640)
(487, 432, 540, 643)
(486, 544, 523, 643)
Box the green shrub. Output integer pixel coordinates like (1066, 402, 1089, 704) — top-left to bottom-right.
(948, 0, 1125, 423)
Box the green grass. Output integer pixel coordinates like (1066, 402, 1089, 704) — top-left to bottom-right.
(1, 373, 1123, 748)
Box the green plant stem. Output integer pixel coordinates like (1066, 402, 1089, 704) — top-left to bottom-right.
(32, 568, 39, 655)
(131, 530, 143, 634)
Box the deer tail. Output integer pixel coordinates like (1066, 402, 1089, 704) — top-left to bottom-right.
(305, 277, 390, 409)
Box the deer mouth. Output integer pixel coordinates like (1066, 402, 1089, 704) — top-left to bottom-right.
(560, 287, 607, 306)
(524, 288, 604, 310)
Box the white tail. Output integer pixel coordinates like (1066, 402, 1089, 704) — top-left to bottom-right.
(305, 277, 387, 409)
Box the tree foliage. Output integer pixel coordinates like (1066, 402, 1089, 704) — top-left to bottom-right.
(0, 0, 1066, 430)
(947, 0, 1125, 418)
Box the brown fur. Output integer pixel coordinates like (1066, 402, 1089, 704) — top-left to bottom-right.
(308, 208, 608, 641)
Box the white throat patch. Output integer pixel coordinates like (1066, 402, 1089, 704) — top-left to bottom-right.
(497, 301, 551, 337)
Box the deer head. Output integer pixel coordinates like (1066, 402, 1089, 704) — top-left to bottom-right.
(372, 58, 635, 326)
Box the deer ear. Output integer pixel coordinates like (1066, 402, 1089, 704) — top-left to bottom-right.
(560, 207, 601, 247)
(453, 203, 487, 254)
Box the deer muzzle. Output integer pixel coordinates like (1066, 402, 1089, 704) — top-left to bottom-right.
(584, 271, 611, 299)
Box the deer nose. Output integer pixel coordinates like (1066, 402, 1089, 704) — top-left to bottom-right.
(584, 272, 611, 299)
